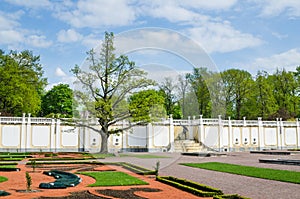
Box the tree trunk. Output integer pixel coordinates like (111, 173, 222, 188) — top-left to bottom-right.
(100, 131, 109, 153)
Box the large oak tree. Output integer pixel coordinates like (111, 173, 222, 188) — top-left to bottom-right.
(72, 32, 155, 153)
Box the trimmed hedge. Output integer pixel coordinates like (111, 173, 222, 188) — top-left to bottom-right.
(29, 157, 93, 161)
(0, 190, 10, 196)
(26, 161, 104, 165)
(156, 176, 223, 197)
(0, 167, 20, 172)
(117, 162, 156, 175)
(39, 170, 82, 189)
(213, 194, 250, 199)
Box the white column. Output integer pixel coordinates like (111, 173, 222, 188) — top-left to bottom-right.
(121, 120, 127, 151)
(20, 113, 26, 151)
(258, 117, 263, 150)
(147, 123, 154, 151)
(296, 118, 300, 149)
(26, 113, 31, 151)
(228, 117, 232, 150)
(169, 114, 174, 152)
(50, 118, 56, 151)
(198, 115, 204, 143)
(188, 116, 193, 140)
(218, 115, 222, 151)
(56, 119, 61, 151)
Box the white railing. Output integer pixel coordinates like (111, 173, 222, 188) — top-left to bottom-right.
(0, 116, 299, 128)
(0, 117, 23, 124)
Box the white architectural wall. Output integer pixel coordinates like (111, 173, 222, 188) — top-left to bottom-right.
(0, 115, 299, 152)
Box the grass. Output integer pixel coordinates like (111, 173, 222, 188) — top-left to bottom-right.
(182, 162, 300, 184)
(119, 154, 169, 159)
(0, 176, 8, 183)
(79, 171, 148, 186)
(87, 153, 115, 159)
(0, 165, 16, 168)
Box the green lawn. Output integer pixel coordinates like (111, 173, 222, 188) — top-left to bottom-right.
(0, 176, 8, 183)
(79, 171, 148, 186)
(119, 154, 169, 159)
(182, 162, 300, 184)
(0, 165, 16, 168)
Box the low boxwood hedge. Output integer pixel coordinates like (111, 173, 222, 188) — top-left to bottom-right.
(156, 176, 223, 197)
(213, 194, 250, 199)
(39, 170, 81, 189)
(117, 162, 156, 175)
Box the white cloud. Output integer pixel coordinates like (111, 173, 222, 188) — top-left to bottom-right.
(81, 34, 101, 49)
(186, 21, 263, 53)
(54, 0, 136, 28)
(241, 48, 300, 73)
(0, 30, 24, 45)
(57, 29, 83, 43)
(55, 67, 67, 77)
(251, 0, 300, 17)
(26, 35, 52, 48)
(4, 0, 51, 9)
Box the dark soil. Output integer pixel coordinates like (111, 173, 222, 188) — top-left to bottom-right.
(96, 188, 162, 199)
(34, 191, 110, 199)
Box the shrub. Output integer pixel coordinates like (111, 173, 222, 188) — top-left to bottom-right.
(156, 176, 223, 197)
(26, 172, 32, 191)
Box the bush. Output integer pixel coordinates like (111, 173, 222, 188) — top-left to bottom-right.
(213, 194, 250, 199)
(156, 176, 223, 197)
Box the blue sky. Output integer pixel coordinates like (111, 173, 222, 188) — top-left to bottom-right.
(1, 0, 300, 89)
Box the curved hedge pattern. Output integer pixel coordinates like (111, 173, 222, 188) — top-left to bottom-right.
(39, 170, 81, 189)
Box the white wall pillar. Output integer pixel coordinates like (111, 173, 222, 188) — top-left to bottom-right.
(55, 119, 61, 151)
(218, 115, 222, 151)
(228, 117, 232, 150)
(258, 117, 263, 150)
(26, 113, 31, 151)
(20, 113, 26, 151)
(122, 120, 127, 150)
(198, 115, 204, 143)
(147, 123, 154, 150)
(188, 116, 193, 140)
(169, 114, 174, 152)
(296, 118, 300, 149)
(50, 118, 56, 150)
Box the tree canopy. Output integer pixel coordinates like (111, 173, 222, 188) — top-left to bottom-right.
(41, 84, 75, 118)
(0, 50, 47, 116)
(72, 32, 155, 153)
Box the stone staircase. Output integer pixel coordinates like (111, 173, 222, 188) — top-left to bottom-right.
(174, 140, 206, 153)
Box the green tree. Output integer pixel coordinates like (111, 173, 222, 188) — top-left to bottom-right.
(129, 89, 166, 122)
(176, 74, 189, 118)
(72, 32, 154, 153)
(186, 67, 212, 117)
(159, 77, 182, 119)
(269, 69, 298, 119)
(222, 69, 253, 119)
(253, 71, 278, 119)
(0, 50, 47, 116)
(41, 84, 74, 118)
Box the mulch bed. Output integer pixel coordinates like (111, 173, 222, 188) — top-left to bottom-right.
(0, 153, 208, 199)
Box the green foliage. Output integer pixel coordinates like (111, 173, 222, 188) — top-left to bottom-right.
(213, 194, 250, 199)
(186, 67, 212, 117)
(79, 171, 148, 186)
(182, 162, 300, 184)
(26, 172, 32, 191)
(72, 32, 155, 153)
(129, 89, 166, 122)
(31, 160, 36, 172)
(0, 176, 8, 183)
(119, 154, 169, 159)
(156, 176, 223, 197)
(0, 50, 47, 116)
(41, 84, 75, 118)
(154, 161, 160, 177)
